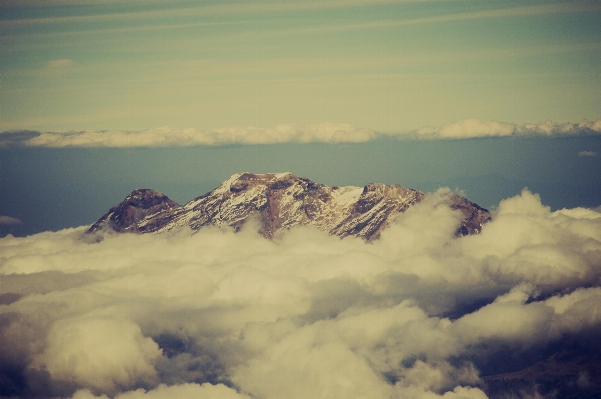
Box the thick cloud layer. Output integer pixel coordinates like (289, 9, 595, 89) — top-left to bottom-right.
(17, 123, 377, 148)
(413, 118, 601, 139)
(2, 118, 600, 148)
(1, 189, 600, 398)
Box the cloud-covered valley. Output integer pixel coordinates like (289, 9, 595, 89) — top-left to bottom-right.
(1, 189, 601, 399)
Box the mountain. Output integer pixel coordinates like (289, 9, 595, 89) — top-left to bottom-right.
(88, 172, 491, 240)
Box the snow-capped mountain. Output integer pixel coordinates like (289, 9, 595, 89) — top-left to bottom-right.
(88, 172, 491, 240)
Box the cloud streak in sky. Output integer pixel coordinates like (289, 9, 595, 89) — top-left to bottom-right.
(4, 118, 600, 148)
(578, 150, 598, 157)
(1, 189, 601, 398)
(3, 1, 599, 33)
(0, 216, 22, 225)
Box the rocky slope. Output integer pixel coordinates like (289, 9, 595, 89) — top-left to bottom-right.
(88, 172, 491, 240)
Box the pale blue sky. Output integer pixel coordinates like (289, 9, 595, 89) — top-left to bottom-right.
(1, 0, 600, 132)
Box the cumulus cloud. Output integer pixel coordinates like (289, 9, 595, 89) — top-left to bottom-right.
(7, 118, 601, 148)
(36, 317, 161, 394)
(1, 189, 601, 398)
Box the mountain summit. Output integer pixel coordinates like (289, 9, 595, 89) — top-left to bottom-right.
(88, 172, 491, 240)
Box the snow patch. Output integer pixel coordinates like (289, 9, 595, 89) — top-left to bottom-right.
(213, 173, 246, 194)
(333, 187, 363, 207)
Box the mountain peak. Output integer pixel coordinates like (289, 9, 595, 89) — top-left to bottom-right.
(88, 189, 178, 234)
(88, 173, 490, 240)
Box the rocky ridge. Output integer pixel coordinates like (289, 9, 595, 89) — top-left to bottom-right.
(88, 172, 491, 240)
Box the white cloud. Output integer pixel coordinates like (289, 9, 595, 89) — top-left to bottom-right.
(412, 118, 601, 140)
(413, 118, 516, 139)
(1, 190, 601, 398)
(15, 118, 601, 147)
(35, 317, 161, 394)
(23, 123, 377, 148)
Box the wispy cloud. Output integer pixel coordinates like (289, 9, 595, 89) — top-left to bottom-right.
(45, 59, 75, 69)
(39, 58, 77, 75)
(0, 216, 22, 225)
(0, 0, 421, 29)
(396, 2, 601, 25)
(261, 2, 601, 37)
(4, 1, 599, 33)
(578, 150, 598, 157)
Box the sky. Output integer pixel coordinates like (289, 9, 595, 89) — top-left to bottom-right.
(1, 1, 601, 398)
(0, 0, 600, 132)
(0, 0, 600, 236)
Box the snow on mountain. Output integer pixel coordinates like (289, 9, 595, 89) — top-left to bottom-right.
(88, 172, 491, 240)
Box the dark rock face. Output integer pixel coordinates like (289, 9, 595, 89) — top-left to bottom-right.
(88, 173, 491, 240)
(87, 189, 179, 234)
(449, 195, 492, 237)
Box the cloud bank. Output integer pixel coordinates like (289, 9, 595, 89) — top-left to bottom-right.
(17, 123, 377, 148)
(2, 118, 600, 148)
(1, 189, 601, 398)
(412, 118, 601, 139)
